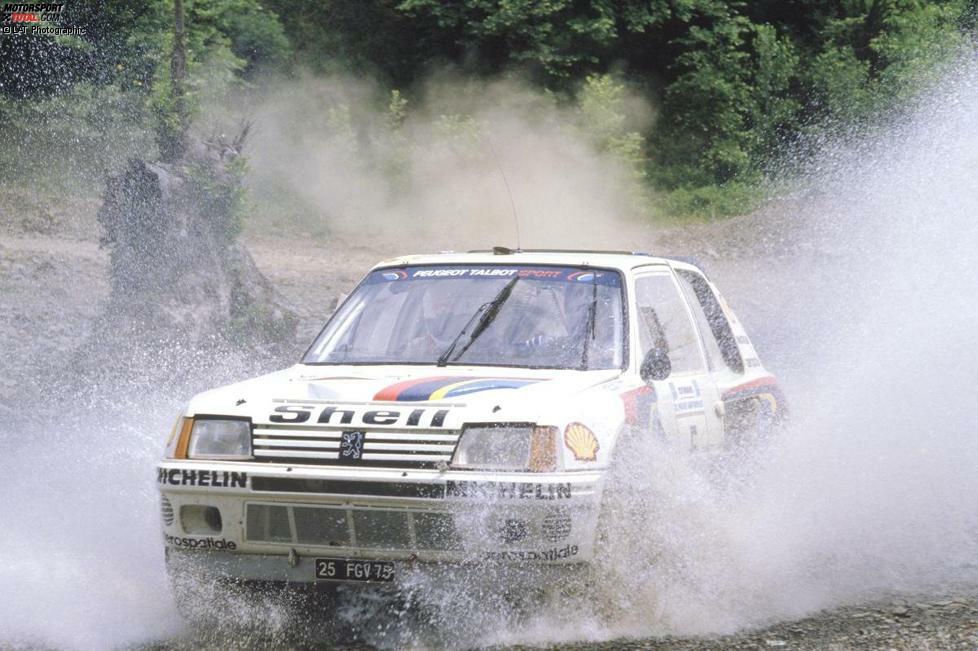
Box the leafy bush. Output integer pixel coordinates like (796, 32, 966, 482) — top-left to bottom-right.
(2, 0, 975, 220)
(576, 74, 647, 181)
(0, 82, 155, 195)
(662, 182, 760, 221)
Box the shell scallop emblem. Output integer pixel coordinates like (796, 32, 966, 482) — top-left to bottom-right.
(564, 422, 599, 461)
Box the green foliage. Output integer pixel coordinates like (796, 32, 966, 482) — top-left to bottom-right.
(185, 154, 249, 241)
(389, 0, 973, 216)
(396, 0, 670, 82)
(1, 0, 975, 220)
(806, 0, 971, 127)
(576, 74, 647, 185)
(0, 82, 156, 194)
(433, 113, 488, 149)
(651, 13, 802, 187)
(211, 0, 291, 73)
(0, 0, 289, 184)
(149, 0, 291, 154)
(658, 12, 757, 185)
(263, 0, 433, 84)
(386, 89, 409, 131)
(380, 90, 411, 191)
(226, 295, 297, 347)
(661, 182, 761, 221)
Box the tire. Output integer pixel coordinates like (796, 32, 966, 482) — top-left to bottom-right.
(712, 396, 782, 489)
(586, 424, 665, 625)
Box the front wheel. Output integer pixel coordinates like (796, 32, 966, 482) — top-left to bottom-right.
(585, 426, 668, 625)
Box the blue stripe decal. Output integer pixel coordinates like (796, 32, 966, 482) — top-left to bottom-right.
(442, 379, 537, 398)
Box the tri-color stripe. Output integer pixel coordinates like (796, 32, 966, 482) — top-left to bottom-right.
(374, 376, 543, 402)
(620, 385, 657, 429)
(722, 376, 786, 421)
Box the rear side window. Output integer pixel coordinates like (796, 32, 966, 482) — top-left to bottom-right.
(634, 273, 705, 375)
(676, 269, 743, 374)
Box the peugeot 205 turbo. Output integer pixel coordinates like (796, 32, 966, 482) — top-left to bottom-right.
(158, 249, 784, 601)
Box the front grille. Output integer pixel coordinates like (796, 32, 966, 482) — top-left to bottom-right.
(245, 503, 461, 551)
(252, 477, 446, 499)
(251, 426, 460, 469)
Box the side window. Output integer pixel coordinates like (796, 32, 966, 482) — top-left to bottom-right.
(634, 274, 705, 374)
(674, 275, 724, 372)
(676, 269, 744, 374)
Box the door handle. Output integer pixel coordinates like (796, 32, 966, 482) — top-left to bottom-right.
(715, 401, 725, 418)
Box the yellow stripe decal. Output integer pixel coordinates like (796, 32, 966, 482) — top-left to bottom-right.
(429, 379, 476, 401)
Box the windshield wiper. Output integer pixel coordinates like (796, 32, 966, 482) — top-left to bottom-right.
(580, 270, 598, 370)
(437, 276, 520, 366)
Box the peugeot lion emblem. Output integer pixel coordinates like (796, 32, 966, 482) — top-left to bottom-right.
(340, 431, 366, 461)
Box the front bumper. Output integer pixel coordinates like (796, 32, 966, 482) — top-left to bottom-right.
(157, 460, 602, 582)
(165, 548, 593, 588)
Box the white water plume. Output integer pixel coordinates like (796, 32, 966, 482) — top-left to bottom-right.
(3, 61, 978, 650)
(574, 62, 978, 638)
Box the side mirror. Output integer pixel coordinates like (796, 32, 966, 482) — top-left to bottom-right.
(640, 346, 671, 383)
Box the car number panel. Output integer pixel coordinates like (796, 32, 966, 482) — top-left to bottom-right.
(314, 558, 396, 583)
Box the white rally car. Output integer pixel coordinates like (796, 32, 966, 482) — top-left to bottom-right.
(158, 249, 784, 593)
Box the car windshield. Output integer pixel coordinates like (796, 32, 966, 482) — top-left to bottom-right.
(303, 265, 625, 369)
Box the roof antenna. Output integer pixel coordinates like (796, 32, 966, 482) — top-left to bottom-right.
(487, 137, 521, 251)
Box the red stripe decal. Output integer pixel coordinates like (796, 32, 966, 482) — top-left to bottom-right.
(621, 385, 656, 427)
(722, 376, 779, 401)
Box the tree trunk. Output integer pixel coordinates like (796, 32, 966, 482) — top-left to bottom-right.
(75, 132, 299, 389)
(161, 0, 189, 162)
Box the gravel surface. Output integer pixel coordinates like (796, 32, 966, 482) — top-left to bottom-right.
(523, 596, 978, 651)
(137, 594, 978, 650)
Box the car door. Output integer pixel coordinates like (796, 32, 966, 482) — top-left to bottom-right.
(632, 269, 724, 451)
(674, 267, 769, 448)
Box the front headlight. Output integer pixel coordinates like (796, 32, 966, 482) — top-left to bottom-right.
(186, 418, 252, 460)
(452, 425, 557, 471)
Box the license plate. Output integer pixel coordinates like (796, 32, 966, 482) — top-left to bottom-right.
(314, 557, 396, 583)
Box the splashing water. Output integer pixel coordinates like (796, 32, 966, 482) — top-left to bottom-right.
(589, 62, 978, 637)
(3, 61, 978, 650)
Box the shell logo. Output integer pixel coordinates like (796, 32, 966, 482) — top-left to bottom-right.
(563, 422, 599, 461)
